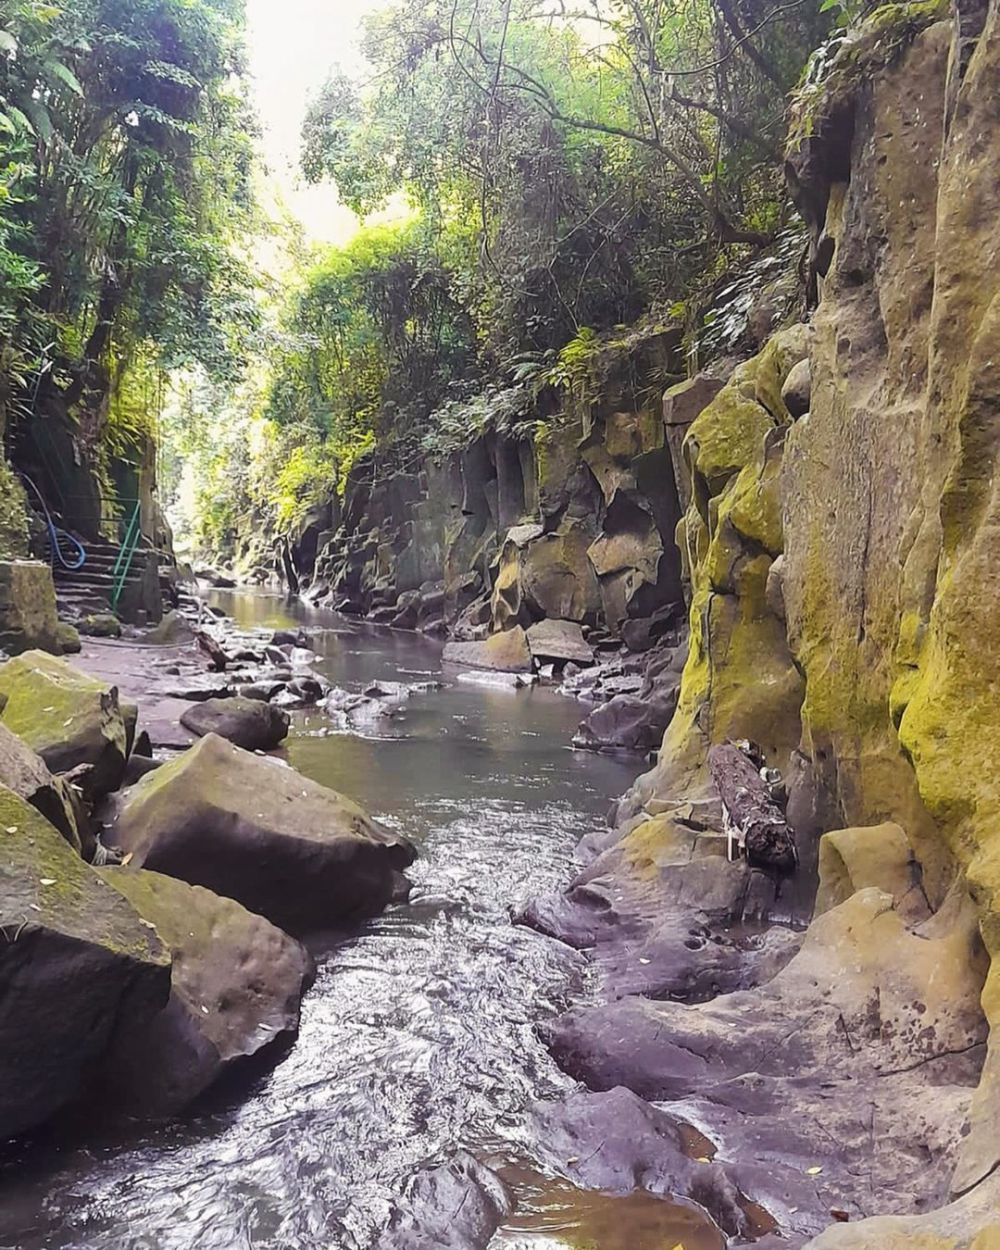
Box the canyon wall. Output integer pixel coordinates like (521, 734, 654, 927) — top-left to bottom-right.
(297, 331, 699, 648)
(605, 2, 1000, 1243)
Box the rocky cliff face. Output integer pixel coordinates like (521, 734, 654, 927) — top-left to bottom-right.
(551, 3, 1000, 1245)
(299, 332, 694, 648)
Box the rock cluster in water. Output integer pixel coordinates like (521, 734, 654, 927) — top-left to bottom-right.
(0, 645, 414, 1137)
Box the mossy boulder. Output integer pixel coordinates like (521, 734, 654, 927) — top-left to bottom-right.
(179, 696, 290, 751)
(0, 722, 82, 852)
(54, 621, 81, 654)
(0, 561, 61, 656)
(0, 650, 137, 800)
(106, 733, 415, 934)
(815, 822, 929, 923)
(490, 521, 601, 631)
(0, 462, 30, 560)
(99, 868, 311, 1115)
(77, 612, 122, 639)
(0, 785, 169, 1139)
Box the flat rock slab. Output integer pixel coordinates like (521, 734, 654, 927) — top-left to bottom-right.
(544, 888, 988, 1239)
(0, 786, 169, 1139)
(76, 638, 197, 750)
(0, 649, 137, 798)
(526, 618, 595, 665)
(107, 733, 415, 934)
(180, 696, 289, 750)
(520, 814, 798, 1001)
(375, 1152, 512, 1250)
(100, 868, 311, 1115)
(442, 626, 532, 673)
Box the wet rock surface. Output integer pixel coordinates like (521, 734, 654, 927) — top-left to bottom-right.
(374, 1153, 512, 1250)
(100, 868, 311, 1115)
(106, 732, 415, 934)
(179, 695, 290, 750)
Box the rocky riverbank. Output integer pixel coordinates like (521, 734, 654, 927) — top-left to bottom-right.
(358, 9, 1000, 1248)
(0, 626, 414, 1141)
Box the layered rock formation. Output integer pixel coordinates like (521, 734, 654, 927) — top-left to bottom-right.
(298, 332, 690, 650)
(525, 5, 1000, 1246)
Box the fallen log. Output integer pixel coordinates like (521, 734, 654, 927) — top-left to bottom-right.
(708, 742, 798, 873)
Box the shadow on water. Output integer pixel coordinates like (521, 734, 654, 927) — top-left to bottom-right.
(0, 591, 723, 1250)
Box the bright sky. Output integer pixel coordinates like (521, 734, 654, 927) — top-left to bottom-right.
(244, 0, 387, 244)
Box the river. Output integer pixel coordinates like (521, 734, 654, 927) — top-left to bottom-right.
(0, 592, 723, 1250)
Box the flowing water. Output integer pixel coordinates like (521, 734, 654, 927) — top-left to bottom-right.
(0, 593, 722, 1250)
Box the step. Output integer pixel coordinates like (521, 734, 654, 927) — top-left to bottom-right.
(55, 559, 148, 577)
(52, 575, 143, 595)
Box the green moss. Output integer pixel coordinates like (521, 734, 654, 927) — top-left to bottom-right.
(0, 784, 165, 962)
(0, 651, 136, 762)
(0, 462, 29, 559)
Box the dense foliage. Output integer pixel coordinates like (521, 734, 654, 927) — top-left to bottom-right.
(0, 0, 839, 565)
(0, 0, 258, 476)
(303, 0, 829, 354)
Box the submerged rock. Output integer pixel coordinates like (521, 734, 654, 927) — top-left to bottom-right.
(375, 1152, 512, 1250)
(0, 786, 169, 1140)
(179, 695, 290, 751)
(531, 1087, 749, 1238)
(100, 869, 311, 1115)
(0, 650, 137, 799)
(107, 733, 415, 934)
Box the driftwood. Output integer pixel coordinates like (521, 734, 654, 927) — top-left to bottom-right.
(708, 742, 798, 873)
(195, 629, 228, 672)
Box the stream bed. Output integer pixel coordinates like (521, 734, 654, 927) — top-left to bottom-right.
(0, 593, 722, 1250)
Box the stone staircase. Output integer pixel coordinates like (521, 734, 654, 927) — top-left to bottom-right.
(51, 539, 160, 621)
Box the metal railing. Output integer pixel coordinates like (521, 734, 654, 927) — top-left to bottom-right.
(110, 500, 142, 611)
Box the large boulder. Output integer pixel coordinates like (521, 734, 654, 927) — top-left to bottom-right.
(0, 560, 61, 656)
(526, 618, 594, 665)
(179, 696, 290, 751)
(0, 650, 137, 799)
(0, 722, 82, 851)
(100, 869, 311, 1115)
(442, 626, 533, 673)
(0, 786, 169, 1139)
(107, 733, 415, 934)
(491, 522, 601, 630)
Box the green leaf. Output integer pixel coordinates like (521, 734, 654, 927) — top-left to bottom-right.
(22, 98, 52, 142)
(43, 60, 83, 96)
(7, 105, 35, 135)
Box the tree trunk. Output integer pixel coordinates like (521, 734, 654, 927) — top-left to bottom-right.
(708, 743, 797, 873)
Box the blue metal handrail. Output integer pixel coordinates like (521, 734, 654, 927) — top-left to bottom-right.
(110, 500, 142, 611)
(18, 472, 86, 570)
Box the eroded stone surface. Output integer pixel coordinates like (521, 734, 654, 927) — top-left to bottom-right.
(100, 869, 311, 1114)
